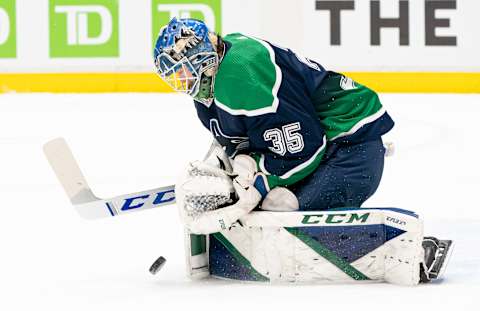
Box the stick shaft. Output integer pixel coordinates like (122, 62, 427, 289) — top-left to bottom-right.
(44, 137, 176, 219)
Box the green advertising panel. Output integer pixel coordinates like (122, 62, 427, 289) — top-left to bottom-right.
(49, 0, 119, 58)
(0, 0, 16, 58)
(151, 0, 222, 50)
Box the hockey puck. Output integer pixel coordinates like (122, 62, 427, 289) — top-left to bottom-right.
(149, 256, 167, 275)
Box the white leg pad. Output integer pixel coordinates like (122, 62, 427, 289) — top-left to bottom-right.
(204, 208, 424, 285)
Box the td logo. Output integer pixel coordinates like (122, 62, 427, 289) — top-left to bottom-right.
(49, 0, 119, 58)
(151, 0, 222, 48)
(0, 0, 16, 58)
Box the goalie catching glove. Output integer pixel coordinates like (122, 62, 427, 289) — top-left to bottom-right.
(176, 157, 263, 234)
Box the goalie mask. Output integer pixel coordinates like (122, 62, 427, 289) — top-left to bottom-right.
(154, 18, 219, 104)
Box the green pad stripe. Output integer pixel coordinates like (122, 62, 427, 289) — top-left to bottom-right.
(285, 228, 370, 281)
(212, 233, 270, 282)
(190, 234, 207, 256)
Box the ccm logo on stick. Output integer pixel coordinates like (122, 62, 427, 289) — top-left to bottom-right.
(121, 190, 175, 211)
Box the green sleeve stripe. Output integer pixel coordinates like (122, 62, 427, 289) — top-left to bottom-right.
(215, 96, 277, 116)
(214, 36, 283, 116)
(253, 37, 283, 114)
(330, 107, 386, 141)
(257, 136, 327, 188)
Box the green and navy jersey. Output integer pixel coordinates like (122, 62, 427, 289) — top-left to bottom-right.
(194, 33, 394, 189)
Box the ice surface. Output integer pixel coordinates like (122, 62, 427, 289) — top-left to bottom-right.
(0, 93, 478, 310)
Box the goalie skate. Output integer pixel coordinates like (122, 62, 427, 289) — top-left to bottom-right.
(420, 237, 454, 283)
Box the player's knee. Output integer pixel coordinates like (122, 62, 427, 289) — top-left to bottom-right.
(261, 187, 299, 212)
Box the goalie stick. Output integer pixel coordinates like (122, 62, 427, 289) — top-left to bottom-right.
(43, 138, 176, 220)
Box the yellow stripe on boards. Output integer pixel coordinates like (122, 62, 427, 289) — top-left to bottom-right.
(0, 72, 480, 93)
(0, 73, 172, 93)
(345, 72, 480, 93)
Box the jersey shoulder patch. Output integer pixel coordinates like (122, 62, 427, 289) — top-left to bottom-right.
(214, 33, 282, 116)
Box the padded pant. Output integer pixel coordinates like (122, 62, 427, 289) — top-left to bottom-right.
(292, 139, 385, 211)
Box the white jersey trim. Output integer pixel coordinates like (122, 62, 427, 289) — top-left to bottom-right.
(214, 37, 282, 117)
(330, 107, 387, 141)
(259, 136, 327, 180)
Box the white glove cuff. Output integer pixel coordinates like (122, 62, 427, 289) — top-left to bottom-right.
(233, 155, 258, 182)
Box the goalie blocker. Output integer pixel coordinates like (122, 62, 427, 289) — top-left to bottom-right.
(185, 207, 439, 286)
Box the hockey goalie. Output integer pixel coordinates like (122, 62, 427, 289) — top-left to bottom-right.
(153, 18, 453, 285)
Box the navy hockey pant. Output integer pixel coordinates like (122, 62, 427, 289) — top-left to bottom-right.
(291, 139, 386, 211)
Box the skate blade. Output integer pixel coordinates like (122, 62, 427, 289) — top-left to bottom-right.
(436, 240, 455, 280)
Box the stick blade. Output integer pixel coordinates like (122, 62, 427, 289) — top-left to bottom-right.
(43, 138, 97, 205)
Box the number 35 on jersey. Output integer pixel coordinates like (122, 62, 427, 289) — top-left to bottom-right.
(264, 122, 305, 156)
